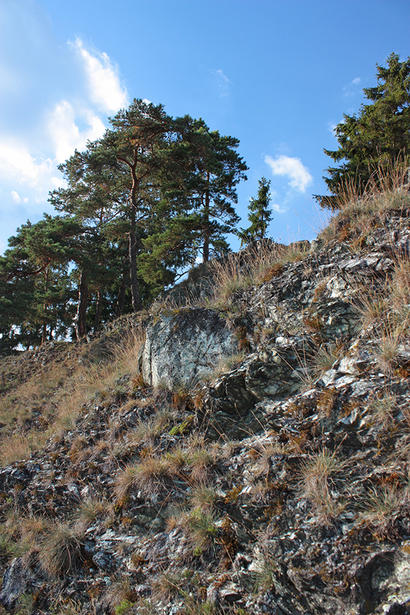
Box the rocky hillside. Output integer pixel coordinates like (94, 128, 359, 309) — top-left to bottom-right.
(0, 191, 409, 614)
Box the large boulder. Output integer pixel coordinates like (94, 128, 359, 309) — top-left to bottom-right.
(140, 308, 238, 390)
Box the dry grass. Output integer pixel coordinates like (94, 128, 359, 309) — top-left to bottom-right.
(76, 497, 110, 526)
(114, 455, 175, 502)
(101, 579, 139, 613)
(208, 241, 309, 309)
(359, 485, 408, 538)
(0, 512, 51, 564)
(352, 253, 409, 375)
(127, 409, 172, 448)
(319, 158, 409, 244)
(184, 507, 218, 554)
(114, 433, 215, 504)
(0, 328, 145, 466)
(189, 485, 218, 511)
(376, 329, 402, 374)
(38, 522, 85, 577)
(0, 433, 32, 465)
(188, 448, 214, 484)
(309, 342, 344, 379)
(368, 391, 398, 428)
(206, 351, 246, 383)
(298, 448, 346, 523)
(152, 569, 187, 602)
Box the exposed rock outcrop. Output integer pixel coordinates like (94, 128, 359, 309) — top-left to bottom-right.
(140, 308, 238, 388)
(0, 204, 409, 614)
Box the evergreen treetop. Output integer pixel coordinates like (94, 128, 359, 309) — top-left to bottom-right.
(316, 52, 409, 209)
(239, 176, 272, 245)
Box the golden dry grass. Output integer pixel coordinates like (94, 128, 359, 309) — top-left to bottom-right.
(298, 448, 346, 523)
(319, 158, 409, 245)
(208, 241, 309, 309)
(352, 253, 409, 374)
(0, 329, 145, 466)
(38, 522, 85, 577)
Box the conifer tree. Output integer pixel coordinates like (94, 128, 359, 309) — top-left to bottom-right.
(0, 216, 77, 349)
(316, 53, 409, 209)
(151, 115, 248, 265)
(239, 177, 272, 245)
(100, 99, 174, 310)
(50, 149, 128, 337)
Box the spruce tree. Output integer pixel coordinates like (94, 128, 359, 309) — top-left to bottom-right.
(239, 177, 272, 245)
(316, 53, 409, 209)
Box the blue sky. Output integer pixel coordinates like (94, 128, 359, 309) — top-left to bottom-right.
(0, 0, 408, 254)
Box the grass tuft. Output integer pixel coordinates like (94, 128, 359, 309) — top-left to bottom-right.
(39, 522, 85, 577)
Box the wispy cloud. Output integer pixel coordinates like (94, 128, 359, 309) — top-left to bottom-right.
(0, 39, 127, 219)
(70, 38, 128, 113)
(214, 68, 232, 97)
(271, 202, 287, 214)
(10, 190, 28, 204)
(343, 76, 361, 97)
(264, 154, 312, 193)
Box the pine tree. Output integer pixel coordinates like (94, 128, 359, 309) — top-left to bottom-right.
(239, 177, 272, 245)
(100, 99, 174, 310)
(316, 53, 410, 209)
(50, 150, 128, 338)
(0, 216, 77, 350)
(155, 115, 248, 264)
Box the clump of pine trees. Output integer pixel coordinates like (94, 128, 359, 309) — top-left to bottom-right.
(0, 100, 247, 351)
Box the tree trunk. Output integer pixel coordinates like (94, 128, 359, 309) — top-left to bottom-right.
(203, 176, 210, 262)
(75, 270, 89, 340)
(94, 290, 102, 332)
(41, 267, 49, 344)
(129, 209, 141, 311)
(116, 271, 127, 315)
(41, 323, 47, 345)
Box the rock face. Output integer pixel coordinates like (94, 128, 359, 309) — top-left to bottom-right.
(140, 307, 237, 388)
(0, 204, 409, 614)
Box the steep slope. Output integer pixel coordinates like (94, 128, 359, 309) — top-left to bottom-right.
(0, 196, 409, 615)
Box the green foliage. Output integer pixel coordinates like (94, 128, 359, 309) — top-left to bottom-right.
(239, 176, 272, 244)
(316, 53, 409, 209)
(115, 600, 136, 615)
(142, 115, 248, 269)
(1, 98, 247, 351)
(0, 215, 77, 351)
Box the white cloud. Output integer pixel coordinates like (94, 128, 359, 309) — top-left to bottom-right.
(0, 137, 62, 207)
(0, 138, 54, 189)
(352, 77, 361, 85)
(47, 100, 105, 163)
(10, 190, 21, 203)
(216, 68, 231, 84)
(70, 38, 128, 113)
(272, 202, 287, 214)
(264, 155, 313, 193)
(10, 190, 28, 204)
